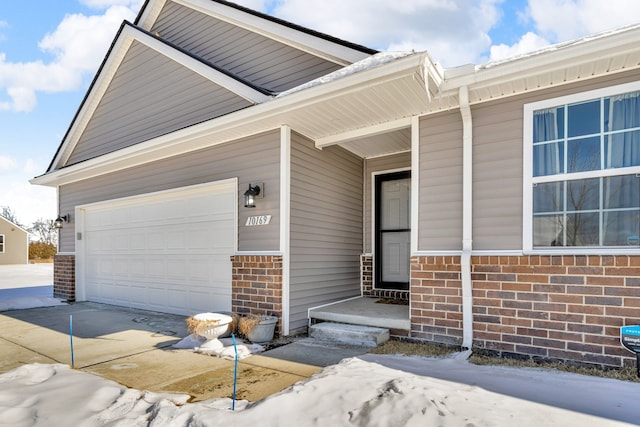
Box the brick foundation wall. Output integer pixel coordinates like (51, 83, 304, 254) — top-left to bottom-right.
(361, 254, 409, 301)
(362, 255, 373, 295)
(53, 254, 76, 301)
(411, 255, 640, 368)
(231, 255, 283, 337)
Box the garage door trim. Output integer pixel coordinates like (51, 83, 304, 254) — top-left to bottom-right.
(74, 178, 238, 308)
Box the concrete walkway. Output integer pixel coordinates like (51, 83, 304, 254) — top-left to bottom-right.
(0, 302, 324, 402)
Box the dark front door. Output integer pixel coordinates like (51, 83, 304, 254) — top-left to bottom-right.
(375, 171, 410, 290)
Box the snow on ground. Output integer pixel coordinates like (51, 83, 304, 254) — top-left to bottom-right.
(0, 285, 63, 312)
(0, 286, 64, 312)
(0, 295, 64, 312)
(1, 355, 638, 426)
(0, 265, 62, 312)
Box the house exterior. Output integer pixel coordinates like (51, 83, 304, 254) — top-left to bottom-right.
(32, 0, 640, 368)
(0, 216, 29, 265)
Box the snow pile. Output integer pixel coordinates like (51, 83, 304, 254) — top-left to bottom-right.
(0, 296, 64, 312)
(173, 334, 264, 360)
(1, 357, 635, 426)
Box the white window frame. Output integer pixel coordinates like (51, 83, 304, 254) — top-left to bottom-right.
(523, 80, 640, 254)
(0, 234, 4, 253)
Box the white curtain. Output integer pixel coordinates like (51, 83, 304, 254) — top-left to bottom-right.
(533, 108, 560, 176)
(607, 91, 640, 168)
(604, 91, 640, 245)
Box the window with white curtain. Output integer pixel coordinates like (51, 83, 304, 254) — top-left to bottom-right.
(524, 82, 640, 250)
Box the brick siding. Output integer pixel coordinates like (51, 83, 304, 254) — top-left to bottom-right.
(53, 254, 76, 301)
(231, 255, 284, 337)
(411, 255, 640, 368)
(361, 254, 409, 301)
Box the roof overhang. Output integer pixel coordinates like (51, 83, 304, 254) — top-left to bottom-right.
(438, 24, 640, 109)
(32, 52, 438, 186)
(32, 23, 640, 188)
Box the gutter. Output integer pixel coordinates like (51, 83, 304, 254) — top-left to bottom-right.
(459, 86, 473, 351)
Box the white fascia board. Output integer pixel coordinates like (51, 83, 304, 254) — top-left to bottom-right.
(131, 26, 271, 103)
(173, 0, 370, 66)
(315, 117, 412, 148)
(440, 25, 640, 100)
(136, 0, 168, 30)
(32, 53, 426, 187)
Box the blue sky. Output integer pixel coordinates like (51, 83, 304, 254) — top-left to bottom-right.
(1, 0, 639, 227)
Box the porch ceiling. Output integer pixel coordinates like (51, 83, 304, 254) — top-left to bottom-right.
(338, 128, 411, 159)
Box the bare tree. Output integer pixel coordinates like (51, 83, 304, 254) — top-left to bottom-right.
(0, 206, 23, 227)
(29, 218, 58, 246)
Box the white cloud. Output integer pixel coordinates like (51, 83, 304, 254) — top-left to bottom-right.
(0, 176, 56, 227)
(486, 0, 640, 67)
(0, 155, 17, 173)
(23, 158, 41, 175)
(80, 0, 144, 10)
(527, 0, 640, 42)
(235, 0, 503, 68)
(489, 31, 550, 62)
(0, 3, 139, 112)
(230, 0, 274, 11)
(39, 7, 136, 73)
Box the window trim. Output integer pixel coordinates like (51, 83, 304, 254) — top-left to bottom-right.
(0, 234, 4, 253)
(523, 80, 640, 254)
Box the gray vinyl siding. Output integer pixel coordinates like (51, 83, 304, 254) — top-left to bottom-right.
(59, 130, 280, 252)
(472, 101, 523, 250)
(151, 1, 343, 93)
(364, 152, 411, 253)
(418, 113, 463, 251)
(66, 41, 251, 166)
(472, 69, 640, 250)
(289, 133, 363, 331)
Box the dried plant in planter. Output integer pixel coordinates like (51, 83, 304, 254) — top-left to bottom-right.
(186, 313, 239, 336)
(186, 316, 220, 336)
(223, 313, 239, 335)
(238, 314, 264, 337)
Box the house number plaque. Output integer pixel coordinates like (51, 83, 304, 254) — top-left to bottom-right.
(245, 215, 272, 226)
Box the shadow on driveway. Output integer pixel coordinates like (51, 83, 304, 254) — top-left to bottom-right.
(0, 302, 320, 402)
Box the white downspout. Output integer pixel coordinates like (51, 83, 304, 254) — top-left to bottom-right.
(459, 86, 474, 351)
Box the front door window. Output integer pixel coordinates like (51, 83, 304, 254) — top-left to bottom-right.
(375, 171, 410, 290)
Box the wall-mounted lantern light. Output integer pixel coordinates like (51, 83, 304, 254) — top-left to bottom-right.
(244, 184, 261, 208)
(54, 214, 70, 229)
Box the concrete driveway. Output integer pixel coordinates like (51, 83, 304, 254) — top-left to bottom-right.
(0, 302, 321, 402)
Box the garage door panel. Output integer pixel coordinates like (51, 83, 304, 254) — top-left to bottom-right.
(82, 182, 236, 316)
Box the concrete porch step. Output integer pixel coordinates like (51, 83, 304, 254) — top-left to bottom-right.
(310, 322, 390, 348)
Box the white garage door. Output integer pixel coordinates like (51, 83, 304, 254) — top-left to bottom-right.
(78, 180, 236, 316)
